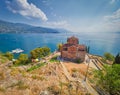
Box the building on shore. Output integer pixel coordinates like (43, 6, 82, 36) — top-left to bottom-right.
(61, 36, 86, 62)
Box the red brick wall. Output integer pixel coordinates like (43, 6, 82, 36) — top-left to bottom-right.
(61, 37, 86, 62)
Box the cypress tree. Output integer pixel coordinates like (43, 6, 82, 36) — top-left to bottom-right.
(86, 46, 90, 53)
(114, 53, 120, 64)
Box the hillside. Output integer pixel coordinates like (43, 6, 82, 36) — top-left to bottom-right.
(0, 52, 90, 95)
(0, 20, 58, 33)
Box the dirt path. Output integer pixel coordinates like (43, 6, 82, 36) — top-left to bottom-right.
(60, 61, 99, 95)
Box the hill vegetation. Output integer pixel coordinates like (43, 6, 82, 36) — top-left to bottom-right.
(89, 52, 120, 95)
(0, 47, 120, 95)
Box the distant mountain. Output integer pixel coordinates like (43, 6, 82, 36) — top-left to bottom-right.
(26, 27, 58, 33)
(0, 20, 59, 33)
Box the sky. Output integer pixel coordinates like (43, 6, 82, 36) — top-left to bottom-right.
(0, 0, 120, 32)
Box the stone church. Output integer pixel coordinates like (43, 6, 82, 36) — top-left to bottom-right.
(61, 36, 86, 62)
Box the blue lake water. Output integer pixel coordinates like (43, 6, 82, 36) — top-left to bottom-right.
(0, 32, 120, 57)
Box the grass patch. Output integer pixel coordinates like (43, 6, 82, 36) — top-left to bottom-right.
(50, 56, 59, 63)
(13, 63, 24, 67)
(13, 62, 32, 67)
(27, 63, 45, 72)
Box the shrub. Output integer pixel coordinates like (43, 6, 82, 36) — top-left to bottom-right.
(4, 52, 13, 60)
(104, 52, 114, 61)
(0, 53, 8, 63)
(93, 64, 120, 95)
(30, 47, 50, 59)
(14, 53, 29, 65)
(75, 59, 82, 63)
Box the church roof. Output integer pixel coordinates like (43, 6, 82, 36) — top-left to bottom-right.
(67, 36, 78, 41)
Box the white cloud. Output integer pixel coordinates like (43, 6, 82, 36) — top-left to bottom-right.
(91, 9, 120, 32)
(68, 8, 120, 33)
(104, 8, 120, 21)
(6, 0, 48, 21)
(102, 8, 120, 32)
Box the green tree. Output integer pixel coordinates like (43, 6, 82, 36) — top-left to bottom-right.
(30, 49, 38, 59)
(42, 47, 51, 56)
(30, 47, 50, 59)
(94, 64, 120, 95)
(104, 52, 114, 61)
(14, 54, 28, 65)
(4, 52, 13, 60)
(114, 53, 120, 64)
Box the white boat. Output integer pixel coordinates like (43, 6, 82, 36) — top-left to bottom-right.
(11, 48, 24, 53)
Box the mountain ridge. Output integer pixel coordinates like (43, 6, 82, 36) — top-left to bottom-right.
(0, 20, 59, 33)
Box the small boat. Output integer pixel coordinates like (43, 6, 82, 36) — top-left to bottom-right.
(11, 48, 24, 53)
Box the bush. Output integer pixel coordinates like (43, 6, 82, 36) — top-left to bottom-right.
(4, 52, 13, 60)
(93, 64, 120, 95)
(75, 59, 82, 63)
(30, 47, 50, 59)
(0, 52, 9, 63)
(14, 53, 28, 65)
(104, 52, 114, 61)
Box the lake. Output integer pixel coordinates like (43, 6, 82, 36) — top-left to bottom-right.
(0, 32, 120, 57)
